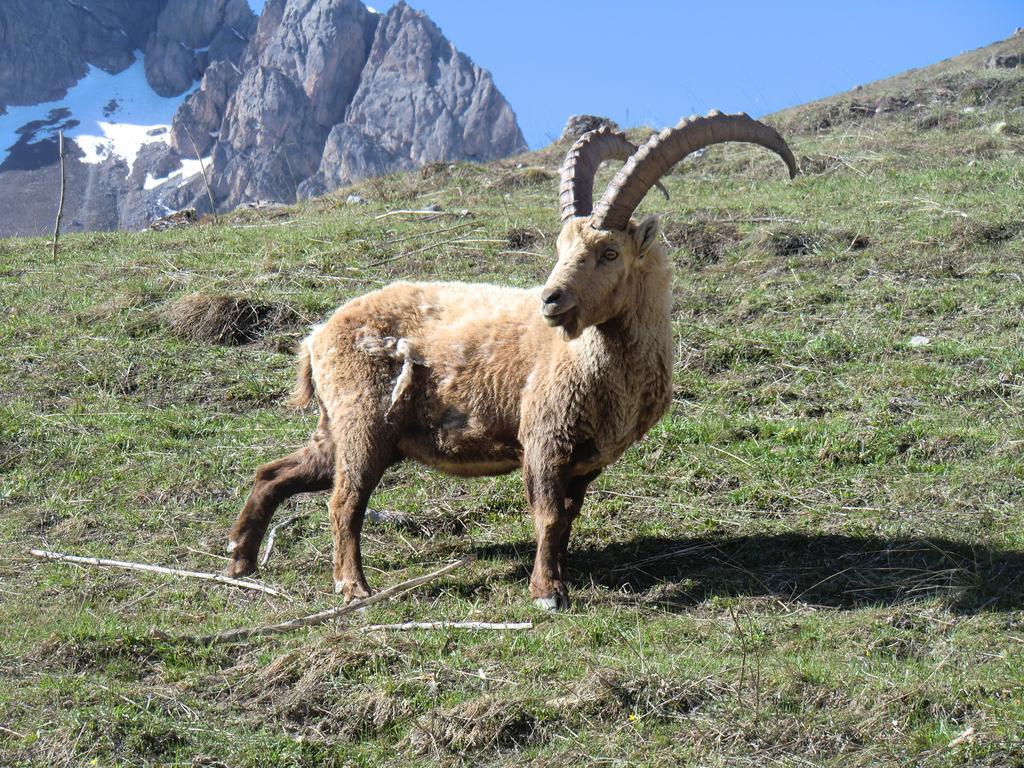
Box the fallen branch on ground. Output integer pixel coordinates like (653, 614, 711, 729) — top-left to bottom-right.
(374, 209, 471, 221)
(194, 555, 473, 644)
(259, 511, 304, 566)
(362, 621, 532, 632)
(367, 221, 475, 247)
(708, 216, 804, 224)
(29, 549, 289, 599)
(364, 233, 481, 268)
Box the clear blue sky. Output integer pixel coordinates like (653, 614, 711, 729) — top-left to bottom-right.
(246, 1, 1022, 148)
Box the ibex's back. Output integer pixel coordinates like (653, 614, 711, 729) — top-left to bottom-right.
(226, 111, 797, 611)
(305, 281, 546, 478)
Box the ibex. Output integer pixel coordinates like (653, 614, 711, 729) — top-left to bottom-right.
(226, 112, 797, 610)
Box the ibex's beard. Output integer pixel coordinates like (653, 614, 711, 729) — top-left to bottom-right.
(545, 308, 581, 339)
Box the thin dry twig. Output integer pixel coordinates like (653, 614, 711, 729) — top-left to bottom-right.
(365, 221, 475, 247)
(374, 209, 471, 221)
(707, 215, 803, 225)
(945, 726, 976, 750)
(194, 556, 473, 644)
(182, 124, 217, 221)
(51, 131, 66, 262)
(29, 549, 289, 599)
(362, 621, 533, 632)
(364, 232, 482, 268)
(498, 250, 549, 258)
(259, 511, 304, 567)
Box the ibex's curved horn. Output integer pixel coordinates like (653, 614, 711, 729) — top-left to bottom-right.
(559, 127, 668, 224)
(592, 111, 797, 231)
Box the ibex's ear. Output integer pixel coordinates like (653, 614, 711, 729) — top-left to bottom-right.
(633, 215, 660, 259)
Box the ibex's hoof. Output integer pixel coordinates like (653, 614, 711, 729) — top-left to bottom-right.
(533, 592, 571, 612)
(334, 579, 372, 602)
(224, 558, 256, 578)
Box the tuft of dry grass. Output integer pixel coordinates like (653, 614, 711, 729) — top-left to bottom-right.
(491, 167, 556, 191)
(404, 694, 539, 756)
(159, 292, 300, 346)
(546, 669, 708, 722)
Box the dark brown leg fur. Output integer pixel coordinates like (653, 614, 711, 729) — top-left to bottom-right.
(524, 465, 570, 610)
(225, 415, 334, 577)
(326, 428, 397, 601)
(556, 471, 599, 583)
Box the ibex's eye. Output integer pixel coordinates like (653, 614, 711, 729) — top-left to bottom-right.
(602, 248, 619, 261)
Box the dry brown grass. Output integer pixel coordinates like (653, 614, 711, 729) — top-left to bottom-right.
(159, 292, 300, 345)
(404, 694, 539, 756)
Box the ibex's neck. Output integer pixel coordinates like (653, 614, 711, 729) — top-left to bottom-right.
(598, 245, 673, 358)
(572, 245, 674, 446)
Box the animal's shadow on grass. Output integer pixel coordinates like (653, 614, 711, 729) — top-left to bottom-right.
(468, 533, 1024, 614)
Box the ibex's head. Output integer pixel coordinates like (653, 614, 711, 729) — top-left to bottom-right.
(541, 112, 798, 338)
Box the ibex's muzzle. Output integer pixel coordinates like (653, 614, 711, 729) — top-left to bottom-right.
(540, 287, 577, 329)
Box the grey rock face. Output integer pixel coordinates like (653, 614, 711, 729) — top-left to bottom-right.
(986, 54, 1021, 69)
(212, 0, 524, 208)
(560, 115, 621, 142)
(302, 123, 398, 196)
(171, 61, 243, 156)
(256, 0, 378, 126)
(212, 66, 325, 205)
(210, 0, 380, 207)
(326, 2, 527, 184)
(144, 0, 256, 96)
(0, 0, 164, 111)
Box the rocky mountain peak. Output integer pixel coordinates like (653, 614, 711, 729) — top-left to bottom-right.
(144, 0, 257, 96)
(0, 0, 527, 235)
(209, 0, 527, 208)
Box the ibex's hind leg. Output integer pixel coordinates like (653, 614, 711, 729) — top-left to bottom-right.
(327, 433, 396, 601)
(225, 412, 334, 577)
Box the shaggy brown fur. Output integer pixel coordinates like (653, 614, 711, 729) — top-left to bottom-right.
(226, 216, 673, 609)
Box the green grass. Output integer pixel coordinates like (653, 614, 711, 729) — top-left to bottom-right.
(2, 37, 1024, 767)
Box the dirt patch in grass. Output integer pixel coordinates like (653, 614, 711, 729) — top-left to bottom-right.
(759, 228, 868, 258)
(34, 632, 217, 680)
(404, 694, 539, 756)
(491, 167, 556, 191)
(664, 219, 741, 267)
(366, 506, 469, 537)
(910, 434, 983, 464)
(960, 75, 1024, 107)
(762, 229, 823, 257)
(159, 292, 300, 346)
(951, 219, 1022, 248)
(504, 227, 545, 251)
(799, 154, 845, 175)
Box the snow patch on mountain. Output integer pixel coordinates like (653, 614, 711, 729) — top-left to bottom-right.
(144, 156, 209, 190)
(0, 57, 194, 173)
(77, 123, 172, 172)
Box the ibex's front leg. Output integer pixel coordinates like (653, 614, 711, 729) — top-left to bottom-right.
(524, 464, 571, 611)
(558, 471, 600, 583)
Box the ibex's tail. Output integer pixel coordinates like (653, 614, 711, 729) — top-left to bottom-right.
(288, 338, 315, 409)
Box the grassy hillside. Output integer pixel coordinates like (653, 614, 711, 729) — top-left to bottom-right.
(2, 32, 1023, 768)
